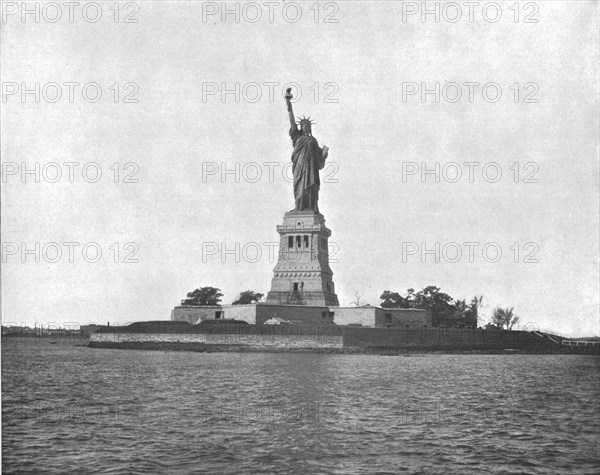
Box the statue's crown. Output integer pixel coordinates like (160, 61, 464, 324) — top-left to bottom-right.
(296, 115, 314, 126)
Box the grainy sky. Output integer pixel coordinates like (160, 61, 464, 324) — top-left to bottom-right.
(1, 1, 598, 336)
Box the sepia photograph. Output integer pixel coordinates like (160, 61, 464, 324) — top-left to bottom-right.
(2, 1, 599, 473)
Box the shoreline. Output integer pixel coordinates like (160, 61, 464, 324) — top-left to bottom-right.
(87, 340, 597, 355)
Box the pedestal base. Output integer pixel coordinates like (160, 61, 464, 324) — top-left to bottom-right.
(265, 210, 339, 307)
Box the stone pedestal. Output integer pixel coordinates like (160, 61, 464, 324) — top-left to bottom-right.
(265, 210, 339, 306)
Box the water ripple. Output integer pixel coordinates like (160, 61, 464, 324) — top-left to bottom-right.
(2, 341, 599, 474)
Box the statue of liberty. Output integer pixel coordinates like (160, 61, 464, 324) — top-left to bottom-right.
(285, 88, 329, 213)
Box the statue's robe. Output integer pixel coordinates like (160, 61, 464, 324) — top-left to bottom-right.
(290, 126, 325, 212)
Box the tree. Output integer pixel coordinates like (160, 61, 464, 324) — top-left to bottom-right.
(232, 290, 264, 305)
(454, 299, 468, 314)
(412, 285, 455, 317)
(379, 286, 485, 327)
(350, 291, 362, 306)
(504, 307, 519, 330)
(380, 290, 410, 308)
(491, 306, 519, 330)
(380, 286, 454, 313)
(464, 295, 483, 326)
(181, 287, 223, 306)
(491, 307, 506, 328)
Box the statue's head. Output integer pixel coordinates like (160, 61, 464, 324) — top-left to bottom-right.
(297, 116, 314, 135)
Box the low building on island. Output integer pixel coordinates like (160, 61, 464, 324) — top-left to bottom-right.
(171, 303, 432, 328)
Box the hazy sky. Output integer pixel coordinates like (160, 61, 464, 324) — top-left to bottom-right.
(2, 1, 598, 336)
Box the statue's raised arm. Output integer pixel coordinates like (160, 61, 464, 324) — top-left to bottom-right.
(285, 88, 297, 131)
